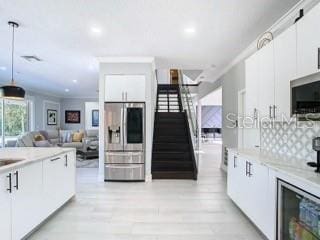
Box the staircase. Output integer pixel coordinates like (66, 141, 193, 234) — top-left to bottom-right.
(152, 84, 197, 180)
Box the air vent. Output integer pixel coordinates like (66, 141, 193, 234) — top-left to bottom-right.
(21, 55, 42, 62)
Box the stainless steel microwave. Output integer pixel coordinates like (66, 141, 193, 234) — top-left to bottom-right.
(291, 76, 320, 120)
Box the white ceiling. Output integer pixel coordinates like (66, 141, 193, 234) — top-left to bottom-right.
(0, 0, 299, 97)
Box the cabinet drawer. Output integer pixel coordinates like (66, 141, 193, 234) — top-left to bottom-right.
(105, 164, 145, 181)
(105, 152, 144, 164)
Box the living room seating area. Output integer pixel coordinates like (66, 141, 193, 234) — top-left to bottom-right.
(15, 129, 99, 152)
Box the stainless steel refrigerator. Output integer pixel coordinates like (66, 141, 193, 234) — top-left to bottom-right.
(104, 102, 145, 181)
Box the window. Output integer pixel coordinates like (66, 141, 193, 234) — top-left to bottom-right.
(0, 99, 32, 147)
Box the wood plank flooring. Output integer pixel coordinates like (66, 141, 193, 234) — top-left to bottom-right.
(28, 143, 265, 240)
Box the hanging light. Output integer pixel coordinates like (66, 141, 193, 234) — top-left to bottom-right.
(0, 21, 25, 99)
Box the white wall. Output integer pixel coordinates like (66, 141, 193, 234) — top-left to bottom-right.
(85, 102, 99, 130)
(60, 97, 98, 130)
(156, 69, 170, 84)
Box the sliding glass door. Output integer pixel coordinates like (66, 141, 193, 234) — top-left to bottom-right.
(0, 99, 31, 147)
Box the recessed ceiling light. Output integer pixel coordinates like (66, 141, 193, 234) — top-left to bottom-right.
(0, 66, 6, 71)
(72, 79, 78, 83)
(184, 27, 196, 34)
(91, 27, 102, 34)
(65, 88, 70, 92)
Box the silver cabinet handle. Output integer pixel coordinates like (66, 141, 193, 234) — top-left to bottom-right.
(122, 92, 124, 101)
(253, 108, 257, 121)
(269, 106, 272, 119)
(273, 105, 276, 119)
(125, 92, 128, 101)
(50, 157, 60, 162)
(233, 155, 237, 168)
(13, 171, 18, 190)
(248, 162, 253, 177)
(318, 48, 320, 70)
(6, 173, 12, 193)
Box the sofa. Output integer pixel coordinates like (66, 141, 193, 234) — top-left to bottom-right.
(16, 129, 99, 151)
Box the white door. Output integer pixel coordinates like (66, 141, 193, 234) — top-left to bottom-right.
(274, 25, 297, 121)
(0, 172, 12, 240)
(297, 2, 320, 78)
(245, 52, 260, 119)
(258, 42, 275, 120)
(124, 75, 146, 102)
(105, 75, 126, 102)
(11, 162, 43, 240)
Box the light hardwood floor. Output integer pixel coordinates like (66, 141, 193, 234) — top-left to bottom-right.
(29, 143, 265, 240)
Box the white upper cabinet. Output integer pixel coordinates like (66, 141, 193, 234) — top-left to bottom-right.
(274, 25, 297, 121)
(245, 52, 260, 119)
(105, 75, 126, 102)
(105, 75, 146, 102)
(258, 42, 275, 119)
(297, 2, 320, 78)
(0, 172, 12, 240)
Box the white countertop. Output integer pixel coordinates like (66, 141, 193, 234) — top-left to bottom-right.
(0, 147, 75, 174)
(228, 148, 320, 191)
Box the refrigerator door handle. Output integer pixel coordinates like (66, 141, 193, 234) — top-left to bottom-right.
(121, 104, 124, 149)
(123, 105, 127, 149)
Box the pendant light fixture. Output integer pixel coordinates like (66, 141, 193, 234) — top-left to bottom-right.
(0, 21, 25, 99)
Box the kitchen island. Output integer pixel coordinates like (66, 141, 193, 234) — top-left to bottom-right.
(0, 147, 76, 240)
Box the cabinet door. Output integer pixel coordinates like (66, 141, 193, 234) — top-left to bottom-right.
(274, 25, 297, 121)
(258, 42, 275, 119)
(11, 162, 43, 240)
(227, 151, 237, 201)
(0, 172, 12, 240)
(105, 75, 126, 102)
(245, 52, 260, 118)
(235, 157, 250, 213)
(124, 75, 146, 102)
(247, 160, 270, 237)
(297, 2, 320, 78)
(43, 155, 66, 216)
(64, 151, 76, 200)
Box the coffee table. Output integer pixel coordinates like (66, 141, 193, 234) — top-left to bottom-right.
(77, 148, 99, 160)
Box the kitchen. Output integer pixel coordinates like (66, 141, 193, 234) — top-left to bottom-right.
(228, 2, 320, 240)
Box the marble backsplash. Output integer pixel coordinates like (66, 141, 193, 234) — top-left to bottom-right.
(260, 121, 320, 162)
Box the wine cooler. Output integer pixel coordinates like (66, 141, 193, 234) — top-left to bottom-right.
(277, 180, 320, 240)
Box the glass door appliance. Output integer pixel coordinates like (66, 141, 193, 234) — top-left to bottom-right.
(104, 102, 145, 181)
(277, 179, 320, 240)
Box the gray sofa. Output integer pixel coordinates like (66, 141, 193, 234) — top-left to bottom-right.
(16, 129, 99, 151)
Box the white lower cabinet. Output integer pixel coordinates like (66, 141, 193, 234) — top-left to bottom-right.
(43, 154, 67, 215)
(11, 163, 43, 240)
(0, 171, 12, 240)
(227, 152, 273, 239)
(0, 150, 76, 240)
(43, 153, 76, 216)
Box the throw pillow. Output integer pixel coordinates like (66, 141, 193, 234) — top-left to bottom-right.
(34, 134, 45, 142)
(66, 132, 73, 143)
(72, 132, 83, 142)
(39, 130, 49, 140)
(34, 140, 52, 147)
